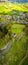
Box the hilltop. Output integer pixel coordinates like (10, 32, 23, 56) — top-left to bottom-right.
(0, 2, 28, 15)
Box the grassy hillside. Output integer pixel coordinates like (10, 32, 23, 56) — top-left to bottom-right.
(0, 23, 25, 48)
(0, 2, 28, 14)
(12, 24, 25, 34)
(0, 2, 28, 65)
(1, 34, 28, 65)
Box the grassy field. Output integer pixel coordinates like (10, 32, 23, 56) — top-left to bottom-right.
(0, 2, 28, 14)
(0, 23, 25, 48)
(2, 34, 28, 65)
(12, 23, 25, 34)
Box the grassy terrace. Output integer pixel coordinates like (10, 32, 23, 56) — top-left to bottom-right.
(12, 24, 25, 34)
(0, 23, 25, 48)
(0, 2, 28, 14)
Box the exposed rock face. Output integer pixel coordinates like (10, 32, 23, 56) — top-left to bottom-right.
(0, 12, 28, 27)
(0, 12, 28, 22)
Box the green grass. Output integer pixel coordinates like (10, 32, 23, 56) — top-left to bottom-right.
(0, 2, 28, 15)
(0, 2, 28, 65)
(0, 23, 25, 48)
(12, 23, 25, 34)
(0, 38, 5, 48)
(0, 34, 10, 48)
(22, 57, 28, 65)
(0, 24, 28, 65)
(2, 34, 28, 65)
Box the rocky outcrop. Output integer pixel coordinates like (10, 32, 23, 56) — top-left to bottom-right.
(0, 12, 28, 26)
